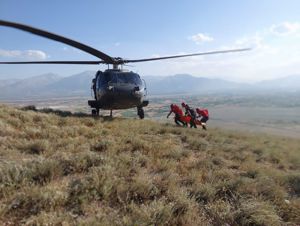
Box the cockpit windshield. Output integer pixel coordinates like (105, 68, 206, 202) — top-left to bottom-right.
(117, 72, 142, 85)
(99, 71, 143, 86)
(103, 72, 117, 83)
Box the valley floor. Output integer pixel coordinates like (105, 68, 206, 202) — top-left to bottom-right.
(3, 94, 300, 139)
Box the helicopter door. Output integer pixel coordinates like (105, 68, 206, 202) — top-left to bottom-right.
(95, 71, 103, 89)
(142, 79, 148, 96)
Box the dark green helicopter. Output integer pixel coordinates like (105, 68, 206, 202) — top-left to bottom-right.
(0, 20, 250, 118)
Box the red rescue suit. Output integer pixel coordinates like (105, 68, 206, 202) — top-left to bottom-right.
(196, 109, 209, 118)
(167, 104, 185, 126)
(196, 108, 209, 123)
(171, 105, 183, 116)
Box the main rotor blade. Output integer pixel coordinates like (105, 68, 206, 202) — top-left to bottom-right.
(0, 20, 116, 64)
(0, 60, 104, 65)
(123, 48, 251, 63)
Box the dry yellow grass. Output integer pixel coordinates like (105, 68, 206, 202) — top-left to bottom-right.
(0, 104, 299, 225)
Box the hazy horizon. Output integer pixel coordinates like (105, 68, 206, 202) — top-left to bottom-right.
(1, 70, 300, 85)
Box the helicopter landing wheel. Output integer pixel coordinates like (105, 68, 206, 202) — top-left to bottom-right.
(137, 107, 144, 119)
(91, 108, 99, 116)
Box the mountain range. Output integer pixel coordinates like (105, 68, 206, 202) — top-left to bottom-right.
(0, 71, 300, 99)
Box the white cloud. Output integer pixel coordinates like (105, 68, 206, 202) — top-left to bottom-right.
(188, 33, 214, 44)
(114, 42, 121, 47)
(234, 33, 264, 49)
(61, 46, 81, 53)
(231, 33, 279, 58)
(270, 22, 300, 36)
(142, 21, 300, 82)
(0, 49, 47, 60)
(150, 54, 161, 58)
(25, 50, 47, 59)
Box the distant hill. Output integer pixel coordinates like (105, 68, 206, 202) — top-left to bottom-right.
(144, 74, 244, 94)
(0, 71, 93, 99)
(1, 72, 300, 99)
(45, 71, 95, 95)
(0, 78, 21, 88)
(0, 73, 62, 99)
(255, 74, 300, 91)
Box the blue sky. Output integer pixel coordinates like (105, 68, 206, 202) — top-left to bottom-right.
(1, 0, 300, 82)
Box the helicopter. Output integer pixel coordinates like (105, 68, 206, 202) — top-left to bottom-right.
(0, 20, 250, 118)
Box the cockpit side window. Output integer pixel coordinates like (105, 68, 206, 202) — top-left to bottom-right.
(132, 73, 143, 85)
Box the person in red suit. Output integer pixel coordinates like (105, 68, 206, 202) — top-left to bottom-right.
(182, 102, 197, 128)
(196, 108, 209, 130)
(167, 104, 185, 126)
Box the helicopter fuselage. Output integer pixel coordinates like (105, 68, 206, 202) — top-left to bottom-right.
(88, 69, 148, 110)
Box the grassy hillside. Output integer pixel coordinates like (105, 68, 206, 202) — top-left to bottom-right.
(0, 105, 299, 225)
